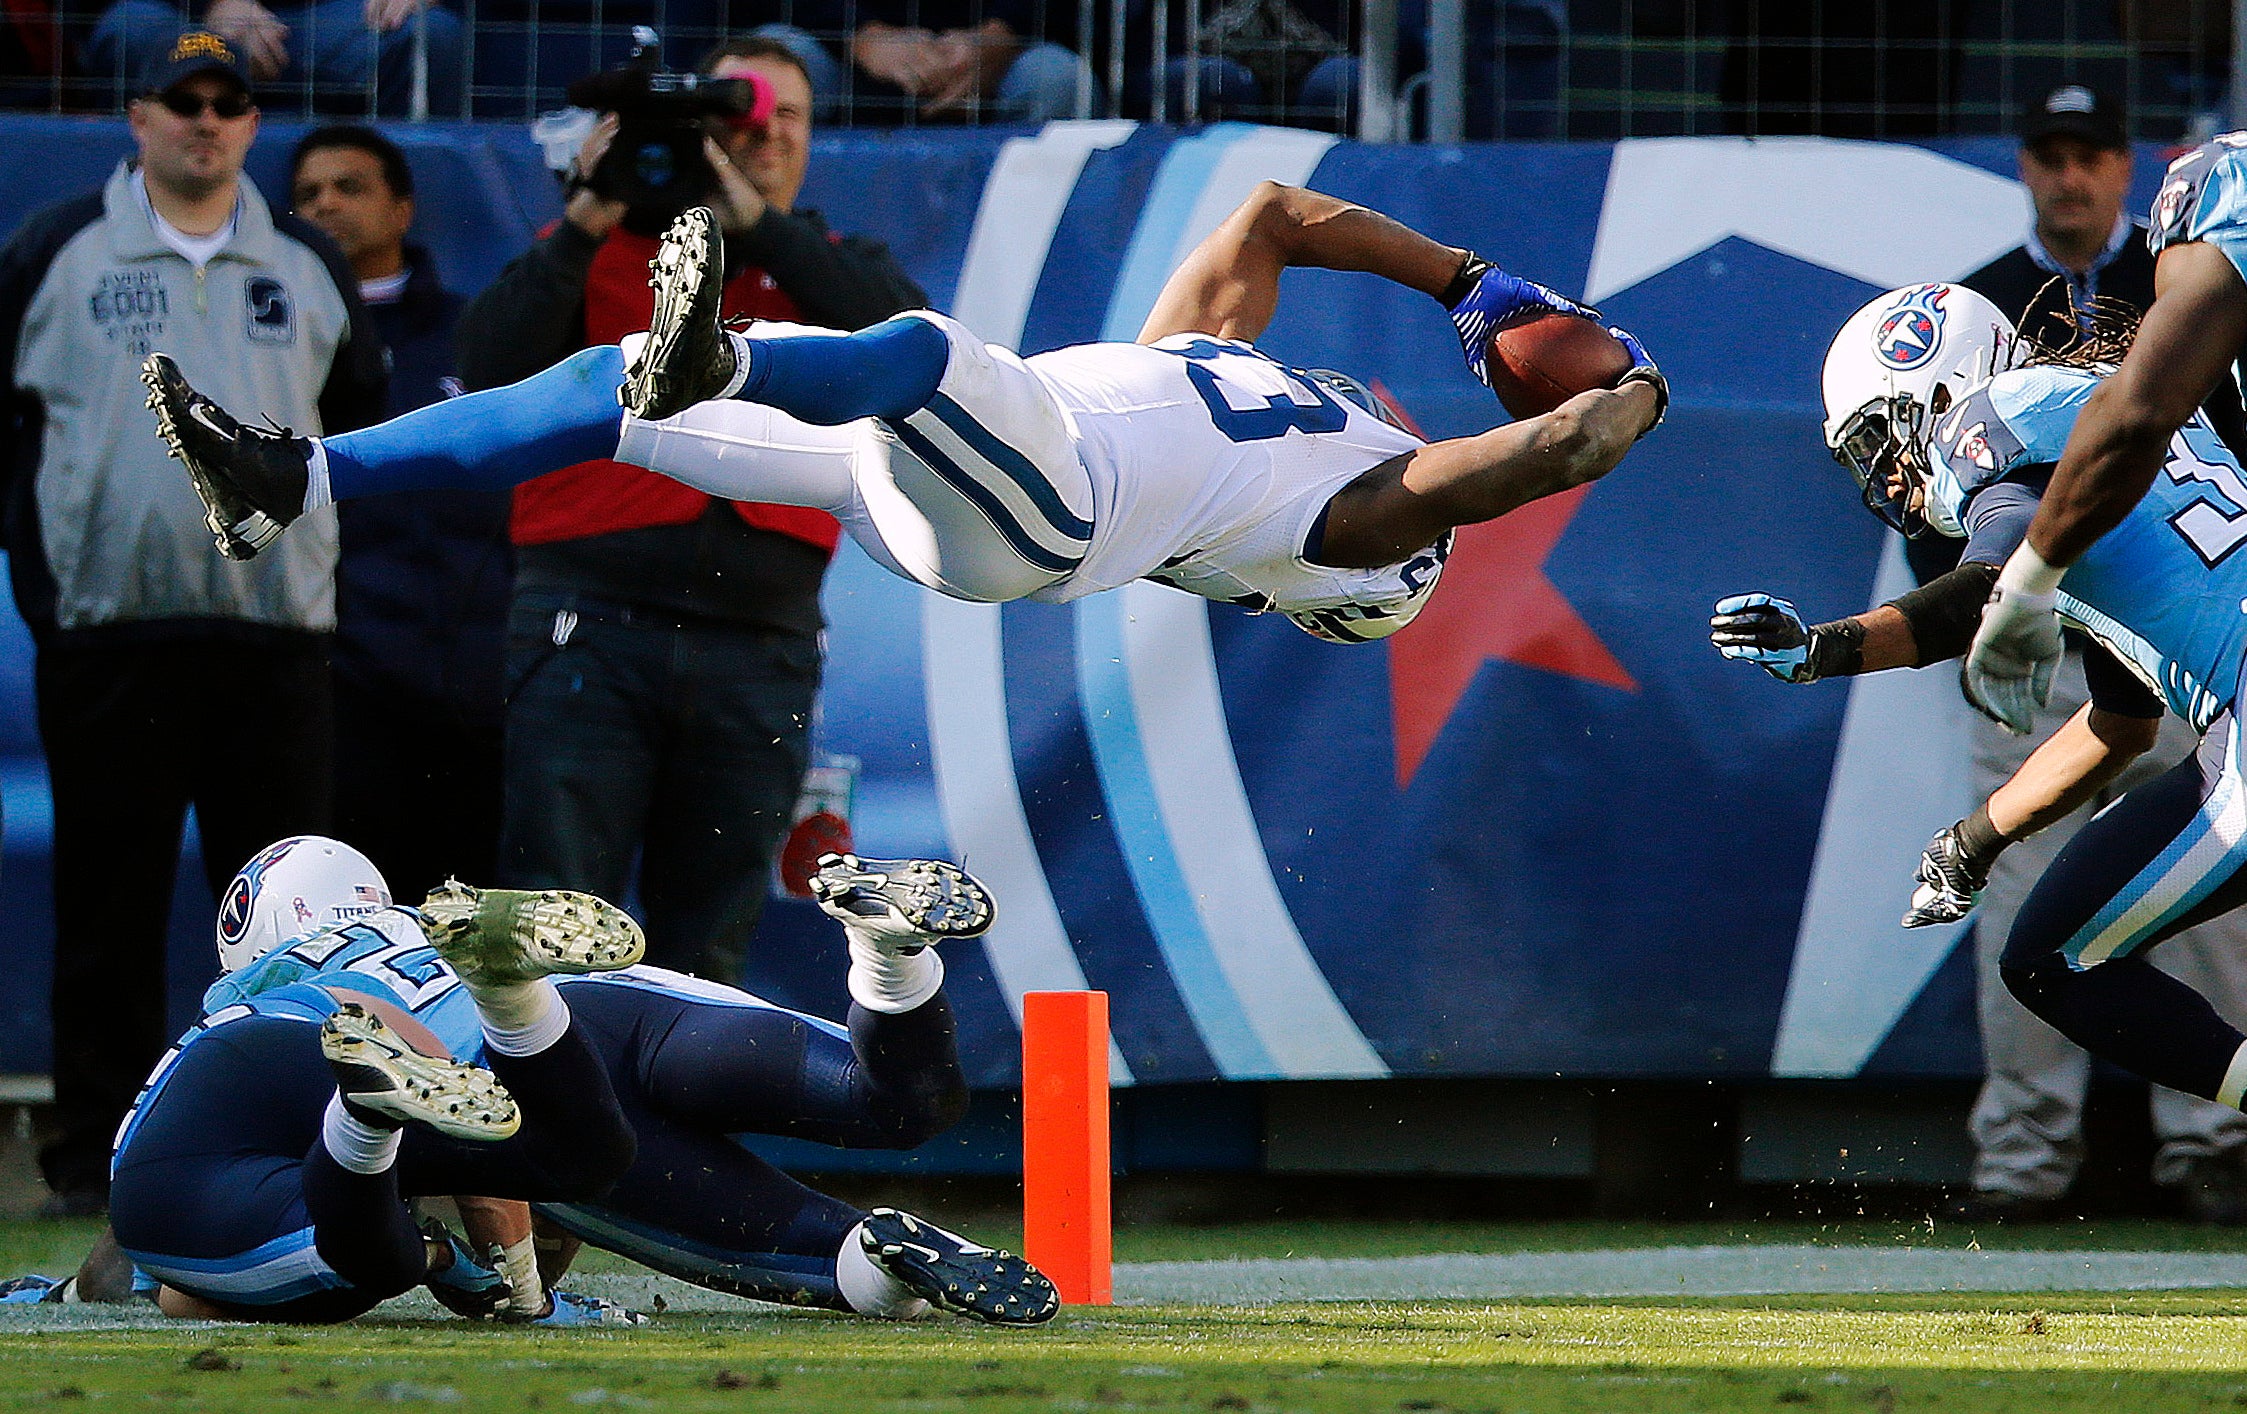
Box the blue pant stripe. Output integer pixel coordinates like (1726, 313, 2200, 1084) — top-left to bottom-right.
(887, 419, 1083, 573)
(2066, 723, 2247, 967)
(923, 393, 1095, 540)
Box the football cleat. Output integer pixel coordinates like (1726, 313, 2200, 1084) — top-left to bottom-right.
(418, 881, 645, 984)
(320, 1000, 520, 1142)
(422, 1220, 514, 1320)
(1903, 823, 1990, 929)
(0, 1274, 62, 1304)
(622, 205, 739, 422)
(141, 353, 311, 560)
(860, 1208, 1058, 1326)
(525, 1290, 651, 1327)
(810, 854, 994, 952)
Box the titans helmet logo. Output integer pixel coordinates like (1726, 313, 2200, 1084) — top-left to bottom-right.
(1873, 285, 1948, 370)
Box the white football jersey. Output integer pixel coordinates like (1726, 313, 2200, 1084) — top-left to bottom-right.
(1021, 334, 1445, 626)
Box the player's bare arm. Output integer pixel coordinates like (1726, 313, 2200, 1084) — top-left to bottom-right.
(1709, 560, 2001, 683)
(1901, 700, 2160, 929)
(1136, 181, 1468, 344)
(2029, 242, 2247, 566)
(1318, 380, 1659, 566)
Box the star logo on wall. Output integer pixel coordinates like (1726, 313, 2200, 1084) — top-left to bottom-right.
(1368, 379, 1635, 785)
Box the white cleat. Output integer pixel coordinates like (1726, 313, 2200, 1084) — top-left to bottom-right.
(809, 854, 994, 952)
(418, 881, 646, 984)
(321, 1000, 520, 1142)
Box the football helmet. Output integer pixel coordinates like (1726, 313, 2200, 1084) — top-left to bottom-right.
(216, 835, 392, 973)
(1302, 369, 1409, 431)
(1821, 284, 2016, 537)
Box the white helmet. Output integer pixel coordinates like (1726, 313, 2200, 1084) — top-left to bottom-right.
(215, 836, 392, 973)
(1821, 283, 2016, 536)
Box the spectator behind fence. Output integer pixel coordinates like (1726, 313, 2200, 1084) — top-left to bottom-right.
(456, 37, 924, 986)
(1134, 0, 1365, 130)
(85, 0, 462, 115)
(758, 0, 1089, 124)
(1929, 84, 2247, 1226)
(0, 31, 384, 1217)
(290, 124, 508, 899)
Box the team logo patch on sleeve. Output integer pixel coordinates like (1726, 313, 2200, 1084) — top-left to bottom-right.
(244, 276, 294, 345)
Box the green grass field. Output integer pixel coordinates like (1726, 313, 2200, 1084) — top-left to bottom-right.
(9, 1219, 2247, 1410)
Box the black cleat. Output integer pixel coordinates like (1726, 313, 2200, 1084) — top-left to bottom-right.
(622, 206, 738, 422)
(141, 353, 310, 560)
(810, 854, 995, 951)
(860, 1207, 1058, 1326)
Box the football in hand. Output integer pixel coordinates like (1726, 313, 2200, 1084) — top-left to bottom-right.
(1484, 311, 1634, 420)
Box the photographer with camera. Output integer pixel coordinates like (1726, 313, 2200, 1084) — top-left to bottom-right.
(454, 34, 924, 986)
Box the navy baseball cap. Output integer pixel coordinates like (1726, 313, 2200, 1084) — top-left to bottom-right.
(2022, 84, 2127, 150)
(139, 29, 253, 98)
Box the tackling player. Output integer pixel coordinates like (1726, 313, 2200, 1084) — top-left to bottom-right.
(136, 836, 1055, 1326)
(108, 846, 646, 1324)
(1712, 282, 2247, 1121)
(1965, 133, 2247, 729)
(143, 183, 1665, 645)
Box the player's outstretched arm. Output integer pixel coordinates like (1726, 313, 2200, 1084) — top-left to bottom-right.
(2031, 243, 2247, 567)
(1904, 702, 2160, 928)
(1137, 181, 1470, 344)
(1315, 380, 1659, 565)
(1708, 558, 2001, 683)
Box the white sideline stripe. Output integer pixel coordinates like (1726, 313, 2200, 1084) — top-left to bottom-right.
(1080, 124, 1385, 1079)
(929, 122, 1138, 1084)
(1103, 583, 1388, 1077)
(1110, 1245, 2247, 1304)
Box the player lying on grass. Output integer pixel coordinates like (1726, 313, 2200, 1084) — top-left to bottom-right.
(96, 841, 647, 1325)
(146, 182, 1664, 644)
(57, 836, 1055, 1326)
(1711, 281, 2247, 1117)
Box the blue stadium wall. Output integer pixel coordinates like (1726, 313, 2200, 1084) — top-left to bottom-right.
(0, 116, 2151, 1099)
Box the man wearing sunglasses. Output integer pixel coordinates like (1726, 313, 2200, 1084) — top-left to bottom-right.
(451, 36, 923, 990)
(0, 27, 386, 1220)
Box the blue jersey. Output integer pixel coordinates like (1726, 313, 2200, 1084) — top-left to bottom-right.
(1932, 363, 2247, 730)
(2149, 133, 2247, 276)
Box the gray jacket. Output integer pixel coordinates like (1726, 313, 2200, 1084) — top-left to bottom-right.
(0, 160, 385, 639)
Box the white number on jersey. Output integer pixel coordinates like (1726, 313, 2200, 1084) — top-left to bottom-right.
(2164, 428, 2247, 568)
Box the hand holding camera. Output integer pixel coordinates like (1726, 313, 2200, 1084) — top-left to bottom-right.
(566, 31, 778, 232)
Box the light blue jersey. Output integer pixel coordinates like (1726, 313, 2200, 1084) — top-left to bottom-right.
(1929, 363, 2247, 730)
(2149, 133, 2247, 277)
(203, 909, 485, 1059)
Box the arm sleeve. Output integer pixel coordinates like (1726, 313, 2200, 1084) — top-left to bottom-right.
(2083, 641, 2167, 719)
(1957, 476, 2045, 567)
(453, 220, 603, 392)
(1885, 561, 1999, 665)
(732, 209, 928, 332)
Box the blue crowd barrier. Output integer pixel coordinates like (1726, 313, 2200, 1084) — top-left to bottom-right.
(0, 116, 2167, 1090)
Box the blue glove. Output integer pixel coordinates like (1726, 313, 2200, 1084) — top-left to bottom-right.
(529, 1289, 651, 1327)
(1604, 324, 1668, 432)
(0, 1275, 60, 1304)
(1445, 258, 1600, 389)
(1711, 593, 1819, 683)
(422, 1221, 513, 1321)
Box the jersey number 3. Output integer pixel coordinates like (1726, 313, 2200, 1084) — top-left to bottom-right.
(1175, 339, 1349, 442)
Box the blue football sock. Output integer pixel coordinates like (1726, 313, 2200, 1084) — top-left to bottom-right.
(735, 316, 949, 425)
(324, 346, 628, 499)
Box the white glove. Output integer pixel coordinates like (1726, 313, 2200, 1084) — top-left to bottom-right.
(1962, 543, 2066, 735)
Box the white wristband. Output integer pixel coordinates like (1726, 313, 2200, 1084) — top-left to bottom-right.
(1995, 541, 2065, 600)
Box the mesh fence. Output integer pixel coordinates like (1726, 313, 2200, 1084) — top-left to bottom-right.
(0, 0, 2230, 140)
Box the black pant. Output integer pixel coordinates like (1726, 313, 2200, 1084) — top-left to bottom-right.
(498, 598, 820, 985)
(35, 634, 334, 1195)
(334, 680, 503, 901)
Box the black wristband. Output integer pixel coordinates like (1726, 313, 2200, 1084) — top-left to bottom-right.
(1441, 253, 1490, 309)
(1955, 802, 2009, 870)
(1803, 617, 1866, 679)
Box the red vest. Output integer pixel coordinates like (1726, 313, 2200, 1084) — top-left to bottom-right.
(508, 226, 843, 555)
